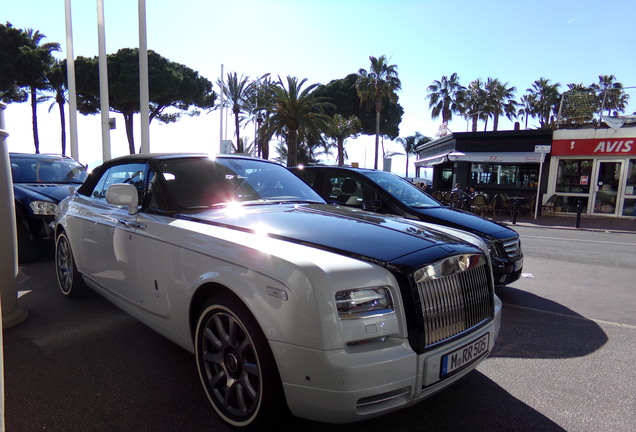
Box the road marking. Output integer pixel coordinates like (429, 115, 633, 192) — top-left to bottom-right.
(18, 290, 32, 298)
(503, 303, 636, 329)
(523, 235, 636, 247)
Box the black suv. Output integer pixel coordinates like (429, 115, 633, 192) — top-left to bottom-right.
(290, 165, 523, 286)
(10, 153, 88, 262)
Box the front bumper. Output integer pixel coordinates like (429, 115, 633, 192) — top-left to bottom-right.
(492, 255, 523, 286)
(26, 214, 56, 241)
(271, 296, 502, 424)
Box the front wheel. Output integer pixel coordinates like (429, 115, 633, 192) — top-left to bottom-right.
(194, 294, 287, 430)
(55, 231, 87, 298)
(16, 216, 39, 263)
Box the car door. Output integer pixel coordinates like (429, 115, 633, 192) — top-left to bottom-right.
(76, 162, 146, 302)
(126, 169, 181, 318)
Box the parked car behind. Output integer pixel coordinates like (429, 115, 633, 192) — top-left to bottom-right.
(10, 153, 87, 262)
(289, 165, 523, 287)
(54, 154, 501, 429)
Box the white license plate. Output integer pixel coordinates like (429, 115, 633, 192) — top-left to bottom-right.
(440, 333, 490, 378)
(514, 258, 523, 271)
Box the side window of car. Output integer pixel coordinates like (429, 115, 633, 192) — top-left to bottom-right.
(327, 175, 363, 206)
(294, 170, 316, 188)
(359, 180, 380, 203)
(145, 169, 175, 213)
(91, 163, 146, 202)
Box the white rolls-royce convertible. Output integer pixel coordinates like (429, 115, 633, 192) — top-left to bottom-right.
(54, 154, 502, 429)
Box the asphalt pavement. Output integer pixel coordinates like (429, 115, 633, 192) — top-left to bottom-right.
(493, 212, 636, 234)
(3, 214, 635, 431)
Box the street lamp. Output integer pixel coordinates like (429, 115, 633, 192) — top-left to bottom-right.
(256, 112, 264, 158)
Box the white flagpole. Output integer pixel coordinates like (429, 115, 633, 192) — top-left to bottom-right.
(138, 0, 150, 154)
(64, 0, 79, 161)
(219, 64, 224, 153)
(96, 0, 111, 161)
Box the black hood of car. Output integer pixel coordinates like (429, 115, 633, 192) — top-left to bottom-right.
(13, 183, 80, 204)
(409, 206, 516, 240)
(181, 203, 480, 264)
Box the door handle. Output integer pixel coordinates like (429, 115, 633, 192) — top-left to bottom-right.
(118, 219, 146, 230)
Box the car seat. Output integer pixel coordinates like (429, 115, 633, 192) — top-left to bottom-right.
(337, 178, 357, 202)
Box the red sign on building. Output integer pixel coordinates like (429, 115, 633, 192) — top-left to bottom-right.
(552, 138, 636, 156)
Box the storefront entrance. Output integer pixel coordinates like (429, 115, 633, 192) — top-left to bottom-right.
(592, 161, 622, 216)
(551, 133, 636, 218)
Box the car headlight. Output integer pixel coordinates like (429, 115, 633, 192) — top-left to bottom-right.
(335, 287, 394, 319)
(29, 201, 59, 216)
(486, 240, 502, 258)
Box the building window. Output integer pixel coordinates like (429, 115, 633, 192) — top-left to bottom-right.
(469, 164, 539, 188)
(555, 196, 589, 213)
(622, 159, 636, 217)
(555, 159, 592, 193)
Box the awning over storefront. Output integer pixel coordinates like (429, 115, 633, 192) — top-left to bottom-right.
(415, 151, 544, 166)
(414, 153, 451, 166)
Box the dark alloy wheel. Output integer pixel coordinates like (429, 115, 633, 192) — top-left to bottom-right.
(195, 295, 286, 430)
(55, 231, 87, 298)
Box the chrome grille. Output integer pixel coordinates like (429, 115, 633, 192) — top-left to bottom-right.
(502, 237, 521, 257)
(414, 254, 493, 348)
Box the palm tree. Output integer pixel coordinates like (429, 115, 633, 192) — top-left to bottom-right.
(217, 72, 256, 154)
(592, 74, 629, 116)
(426, 73, 465, 130)
(526, 78, 561, 129)
(484, 78, 518, 131)
(20, 29, 60, 153)
(356, 55, 401, 170)
(325, 114, 361, 166)
(272, 131, 331, 166)
(397, 132, 430, 177)
(41, 60, 68, 154)
(460, 79, 487, 132)
(245, 74, 272, 159)
(263, 76, 333, 167)
(517, 94, 535, 129)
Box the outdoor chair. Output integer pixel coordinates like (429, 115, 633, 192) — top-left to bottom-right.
(448, 192, 461, 208)
(470, 194, 486, 215)
(498, 194, 513, 215)
(519, 194, 536, 215)
(477, 194, 497, 219)
(469, 194, 497, 219)
(541, 194, 558, 216)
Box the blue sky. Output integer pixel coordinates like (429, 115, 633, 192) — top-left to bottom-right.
(3, 0, 636, 173)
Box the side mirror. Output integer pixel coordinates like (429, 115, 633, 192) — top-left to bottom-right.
(362, 200, 382, 212)
(106, 183, 139, 215)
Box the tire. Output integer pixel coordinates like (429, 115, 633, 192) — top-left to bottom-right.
(195, 294, 287, 430)
(16, 216, 39, 263)
(55, 231, 87, 298)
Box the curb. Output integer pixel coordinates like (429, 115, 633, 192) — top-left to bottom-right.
(497, 219, 636, 234)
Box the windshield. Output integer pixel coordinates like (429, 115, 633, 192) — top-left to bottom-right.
(159, 157, 325, 209)
(365, 171, 441, 208)
(10, 155, 88, 184)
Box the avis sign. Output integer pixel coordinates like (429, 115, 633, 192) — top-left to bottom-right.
(553, 138, 636, 156)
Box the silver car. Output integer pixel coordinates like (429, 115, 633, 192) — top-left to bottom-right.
(54, 154, 501, 429)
